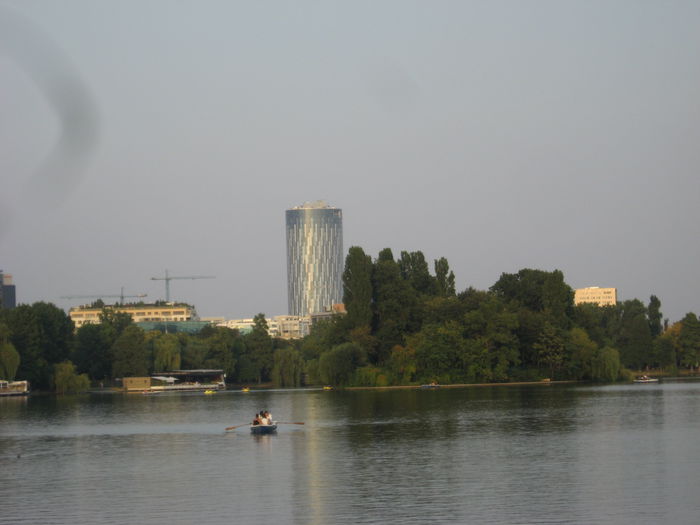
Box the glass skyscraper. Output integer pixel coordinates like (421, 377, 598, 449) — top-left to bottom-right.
(286, 201, 343, 316)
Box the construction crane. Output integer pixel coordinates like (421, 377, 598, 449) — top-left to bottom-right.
(61, 287, 147, 304)
(150, 270, 215, 302)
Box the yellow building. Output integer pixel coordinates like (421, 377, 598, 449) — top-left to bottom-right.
(574, 287, 617, 307)
(69, 303, 196, 329)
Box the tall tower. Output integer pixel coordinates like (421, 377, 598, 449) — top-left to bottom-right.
(286, 201, 343, 316)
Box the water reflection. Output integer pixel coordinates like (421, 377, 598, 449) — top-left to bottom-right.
(2, 383, 699, 524)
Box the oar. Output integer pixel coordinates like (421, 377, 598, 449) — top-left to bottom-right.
(276, 421, 305, 425)
(225, 423, 250, 431)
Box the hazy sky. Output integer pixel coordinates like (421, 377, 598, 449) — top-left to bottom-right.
(1, 1, 699, 322)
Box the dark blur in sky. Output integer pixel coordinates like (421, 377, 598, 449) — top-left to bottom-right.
(1, 1, 699, 322)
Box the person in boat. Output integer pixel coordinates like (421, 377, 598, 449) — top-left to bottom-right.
(252, 412, 261, 426)
(265, 410, 272, 424)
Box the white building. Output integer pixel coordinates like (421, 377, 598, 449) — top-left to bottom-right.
(217, 315, 311, 339)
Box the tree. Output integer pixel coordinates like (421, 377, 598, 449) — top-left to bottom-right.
(0, 322, 20, 380)
(653, 334, 677, 372)
(434, 257, 456, 297)
(533, 322, 565, 378)
(678, 312, 700, 369)
(372, 248, 418, 363)
(244, 314, 274, 383)
(73, 323, 113, 381)
(566, 327, 598, 380)
(271, 346, 305, 387)
(615, 300, 653, 369)
(318, 342, 365, 386)
(111, 326, 149, 378)
(412, 322, 465, 383)
(152, 333, 181, 372)
(387, 344, 417, 384)
(203, 327, 239, 378)
(53, 360, 90, 394)
(490, 269, 573, 328)
(32, 302, 73, 366)
(3, 305, 46, 388)
(399, 250, 435, 296)
(343, 246, 374, 330)
(647, 295, 663, 338)
(181, 336, 208, 370)
(591, 346, 621, 382)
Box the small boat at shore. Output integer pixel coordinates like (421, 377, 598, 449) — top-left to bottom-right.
(633, 376, 659, 383)
(0, 380, 29, 397)
(250, 424, 277, 435)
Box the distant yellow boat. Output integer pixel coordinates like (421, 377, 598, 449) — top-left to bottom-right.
(241, 387, 250, 393)
(323, 385, 333, 391)
(204, 390, 216, 395)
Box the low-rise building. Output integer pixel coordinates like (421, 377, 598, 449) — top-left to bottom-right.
(69, 302, 197, 329)
(574, 287, 617, 307)
(310, 303, 346, 325)
(217, 315, 311, 339)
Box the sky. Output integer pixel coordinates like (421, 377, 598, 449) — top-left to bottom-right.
(1, 0, 699, 323)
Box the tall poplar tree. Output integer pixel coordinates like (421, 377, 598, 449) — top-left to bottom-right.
(342, 246, 373, 330)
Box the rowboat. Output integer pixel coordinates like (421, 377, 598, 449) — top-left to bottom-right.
(633, 376, 659, 383)
(250, 424, 277, 435)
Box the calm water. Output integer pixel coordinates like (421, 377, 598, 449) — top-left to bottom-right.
(1, 382, 699, 525)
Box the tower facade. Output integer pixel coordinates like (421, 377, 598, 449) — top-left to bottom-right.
(286, 201, 343, 316)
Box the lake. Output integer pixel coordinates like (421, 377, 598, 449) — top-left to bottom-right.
(1, 381, 699, 524)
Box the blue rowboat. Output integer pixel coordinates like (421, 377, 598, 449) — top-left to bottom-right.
(250, 424, 277, 435)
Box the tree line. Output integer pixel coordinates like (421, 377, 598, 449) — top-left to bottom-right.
(1, 246, 699, 391)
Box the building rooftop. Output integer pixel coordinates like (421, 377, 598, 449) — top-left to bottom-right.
(291, 200, 337, 210)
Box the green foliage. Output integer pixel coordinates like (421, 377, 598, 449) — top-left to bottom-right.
(343, 246, 374, 330)
(490, 269, 573, 328)
(318, 342, 365, 386)
(372, 248, 418, 363)
(353, 366, 389, 387)
(243, 313, 273, 383)
(0, 341, 20, 380)
(53, 360, 90, 394)
(434, 257, 456, 297)
(590, 346, 621, 382)
(73, 323, 113, 380)
(678, 312, 700, 368)
(399, 251, 435, 296)
(615, 300, 653, 368)
(566, 327, 597, 380)
(304, 358, 321, 385)
(653, 334, 677, 372)
(387, 345, 417, 384)
(533, 322, 565, 378)
(151, 333, 181, 372)
(647, 295, 663, 338)
(412, 322, 465, 383)
(272, 346, 305, 387)
(111, 325, 149, 378)
(203, 327, 239, 378)
(1, 303, 71, 389)
(181, 336, 208, 369)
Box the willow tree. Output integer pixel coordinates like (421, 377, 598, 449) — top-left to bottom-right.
(0, 322, 20, 380)
(152, 333, 181, 372)
(272, 346, 305, 387)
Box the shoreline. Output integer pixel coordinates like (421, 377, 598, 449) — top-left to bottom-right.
(344, 380, 578, 391)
